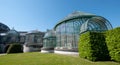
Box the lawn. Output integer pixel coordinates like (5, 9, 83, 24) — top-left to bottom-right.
(0, 52, 119, 65)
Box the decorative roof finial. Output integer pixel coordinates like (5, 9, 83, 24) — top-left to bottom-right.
(12, 27, 15, 30)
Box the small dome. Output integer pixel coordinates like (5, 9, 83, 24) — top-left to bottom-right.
(6, 28, 19, 43)
(0, 22, 10, 33)
(44, 30, 56, 38)
(7, 28, 19, 36)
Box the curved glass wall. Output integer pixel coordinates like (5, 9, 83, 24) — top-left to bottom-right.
(6, 29, 19, 43)
(0, 22, 10, 33)
(55, 18, 86, 49)
(42, 30, 56, 49)
(54, 11, 112, 51)
(0, 22, 10, 44)
(80, 17, 112, 33)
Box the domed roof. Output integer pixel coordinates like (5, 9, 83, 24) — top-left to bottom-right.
(0, 22, 10, 33)
(54, 11, 96, 29)
(7, 28, 19, 36)
(64, 11, 95, 19)
(44, 30, 56, 38)
(80, 16, 113, 33)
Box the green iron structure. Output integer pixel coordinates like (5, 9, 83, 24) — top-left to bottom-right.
(53, 11, 112, 52)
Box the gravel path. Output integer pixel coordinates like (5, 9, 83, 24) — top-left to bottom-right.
(0, 54, 6, 56)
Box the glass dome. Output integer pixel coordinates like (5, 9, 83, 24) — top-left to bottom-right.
(44, 30, 56, 38)
(0, 22, 10, 33)
(54, 11, 113, 52)
(6, 28, 19, 43)
(7, 28, 19, 35)
(80, 16, 113, 33)
(41, 29, 56, 52)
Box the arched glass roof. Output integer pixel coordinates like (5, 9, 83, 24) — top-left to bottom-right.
(63, 11, 95, 20)
(44, 30, 56, 38)
(54, 11, 96, 29)
(7, 28, 19, 36)
(0, 22, 10, 33)
(80, 16, 113, 33)
(54, 11, 113, 32)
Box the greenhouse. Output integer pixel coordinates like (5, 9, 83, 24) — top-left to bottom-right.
(6, 28, 20, 44)
(0, 22, 10, 53)
(41, 30, 56, 53)
(0, 11, 113, 54)
(23, 30, 44, 52)
(53, 11, 112, 54)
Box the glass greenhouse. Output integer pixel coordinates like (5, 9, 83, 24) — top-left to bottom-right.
(6, 28, 19, 43)
(0, 11, 113, 54)
(23, 30, 44, 52)
(41, 30, 56, 53)
(0, 22, 10, 53)
(54, 11, 112, 52)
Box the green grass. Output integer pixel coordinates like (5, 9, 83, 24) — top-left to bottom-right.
(0, 52, 119, 65)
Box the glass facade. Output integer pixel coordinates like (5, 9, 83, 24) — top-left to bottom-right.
(80, 17, 112, 33)
(23, 30, 45, 52)
(42, 30, 56, 49)
(0, 11, 113, 53)
(55, 18, 85, 49)
(6, 29, 19, 43)
(0, 23, 10, 33)
(25, 31, 44, 48)
(0, 22, 10, 53)
(54, 11, 112, 51)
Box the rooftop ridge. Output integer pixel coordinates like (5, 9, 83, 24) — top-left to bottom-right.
(65, 11, 95, 18)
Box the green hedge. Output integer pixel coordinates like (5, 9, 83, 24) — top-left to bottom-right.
(106, 27, 120, 62)
(7, 43, 23, 54)
(79, 32, 110, 61)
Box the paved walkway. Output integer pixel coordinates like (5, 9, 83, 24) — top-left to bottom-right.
(61, 54, 79, 57)
(0, 54, 6, 56)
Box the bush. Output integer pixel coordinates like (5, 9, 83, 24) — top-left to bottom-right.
(79, 32, 110, 61)
(7, 43, 23, 54)
(106, 27, 120, 62)
(5, 45, 10, 53)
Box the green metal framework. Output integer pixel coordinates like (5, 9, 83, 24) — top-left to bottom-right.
(6, 29, 19, 43)
(25, 31, 44, 48)
(43, 30, 56, 49)
(54, 11, 112, 51)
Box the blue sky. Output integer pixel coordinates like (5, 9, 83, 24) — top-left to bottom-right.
(0, 0, 120, 31)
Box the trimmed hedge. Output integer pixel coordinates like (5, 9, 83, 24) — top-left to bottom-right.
(7, 43, 23, 54)
(5, 45, 10, 53)
(79, 32, 110, 61)
(106, 27, 120, 62)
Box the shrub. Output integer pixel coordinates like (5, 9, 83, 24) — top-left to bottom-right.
(7, 43, 23, 54)
(106, 27, 120, 62)
(79, 32, 110, 61)
(5, 45, 10, 53)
